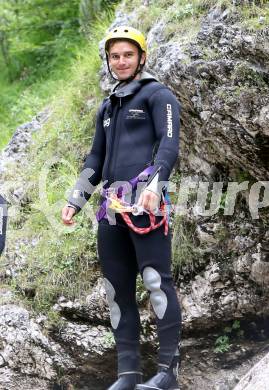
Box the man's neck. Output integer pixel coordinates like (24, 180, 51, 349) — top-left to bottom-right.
(134, 73, 142, 80)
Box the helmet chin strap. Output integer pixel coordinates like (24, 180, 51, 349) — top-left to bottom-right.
(106, 51, 145, 88)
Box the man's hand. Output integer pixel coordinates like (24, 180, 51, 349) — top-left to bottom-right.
(138, 189, 160, 213)
(62, 205, 77, 226)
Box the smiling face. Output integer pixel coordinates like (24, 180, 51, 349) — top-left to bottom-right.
(108, 40, 146, 80)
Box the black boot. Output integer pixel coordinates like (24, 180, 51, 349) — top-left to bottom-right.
(135, 368, 179, 390)
(135, 351, 180, 390)
(108, 373, 143, 390)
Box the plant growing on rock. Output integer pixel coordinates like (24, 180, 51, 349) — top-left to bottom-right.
(214, 320, 244, 353)
(102, 330, 115, 348)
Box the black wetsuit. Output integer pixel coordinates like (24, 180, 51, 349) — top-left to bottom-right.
(98, 213, 181, 374)
(68, 73, 180, 211)
(68, 72, 182, 376)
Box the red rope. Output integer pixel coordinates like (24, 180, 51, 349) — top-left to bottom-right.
(120, 203, 168, 235)
(107, 193, 169, 235)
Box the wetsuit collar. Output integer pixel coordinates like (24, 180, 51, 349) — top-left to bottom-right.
(111, 71, 158, 99)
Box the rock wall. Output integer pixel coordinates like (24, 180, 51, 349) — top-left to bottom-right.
(233, 351, 269, 389)
(0, 113, 113, 389)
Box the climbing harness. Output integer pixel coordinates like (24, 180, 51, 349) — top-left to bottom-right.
(96, 166, 169, 235)
(107, 192, 168, 236)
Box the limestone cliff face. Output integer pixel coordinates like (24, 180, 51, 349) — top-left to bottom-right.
(234, 350, 269, 389)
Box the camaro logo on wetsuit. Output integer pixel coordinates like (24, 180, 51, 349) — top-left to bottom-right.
(103, 118, 111, 127)
(166, 104, 173, 138)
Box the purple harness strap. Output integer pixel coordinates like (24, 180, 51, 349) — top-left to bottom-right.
(96, 166, 155, 222)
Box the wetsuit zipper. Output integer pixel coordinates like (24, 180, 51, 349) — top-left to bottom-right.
(107, 98, 121, 184)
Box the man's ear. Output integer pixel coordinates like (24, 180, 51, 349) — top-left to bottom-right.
(140, 52, 146, 65)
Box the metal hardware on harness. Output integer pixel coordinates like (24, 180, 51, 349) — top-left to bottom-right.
(107, 193, 168, 235)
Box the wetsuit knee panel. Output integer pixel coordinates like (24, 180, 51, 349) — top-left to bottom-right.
(142, 267, 168, 320)
(142, 266, 161, 291)
(104, 277, 116, 303)
(104, 278, 121, 329)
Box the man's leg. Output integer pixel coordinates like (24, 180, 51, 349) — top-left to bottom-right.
(129, 222, 181, 390)
(97, 220, 143, 389)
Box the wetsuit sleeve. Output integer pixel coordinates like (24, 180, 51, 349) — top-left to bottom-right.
(67, 103, 106, 213)
(146, 87, 180, 192)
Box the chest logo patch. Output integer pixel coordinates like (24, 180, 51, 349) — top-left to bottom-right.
(103, 118, 111, 127)
(126, 109, 146, 120)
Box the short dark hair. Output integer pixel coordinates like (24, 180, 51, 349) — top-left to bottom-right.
(107, 38, 142, 54)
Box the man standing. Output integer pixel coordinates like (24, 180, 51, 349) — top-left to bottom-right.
(0, 195, 7, 256)
(62, 26, 181, 390)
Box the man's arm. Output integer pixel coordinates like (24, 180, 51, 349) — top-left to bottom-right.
(67, 102, 107, 214)
(146, 87, 181, 193)
(138, 87, 180, 212)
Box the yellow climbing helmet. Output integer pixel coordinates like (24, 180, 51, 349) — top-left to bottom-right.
(105, 26, 147, 54)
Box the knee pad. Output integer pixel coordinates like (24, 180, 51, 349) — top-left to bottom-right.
(103, 278, 121, 329)
(142, 267, 167, 319)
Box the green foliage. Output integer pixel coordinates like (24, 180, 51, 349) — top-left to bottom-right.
(214, 224, 230, 242)
(102, 330, 116, 348)
(45, 309, 66, 329)
(0, 0, 82, 149)
(1, 12, 113, 314)
(214, 320, 244, 353)
(172, 215, 199, 277)
(239, 1, 269, 30)
(136, 274, 148, 304)
(14, 223, 99, 313)
(0, 0, 121, 150)
(214, 335, 231, 353)
(232, 62, 268, 88)
(225, 319, 242, 332)
(79, 0, 119, 35)
(0, 0, 81, 82)
(169, 2, 196, 21)
(122, 0, 269, 49)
